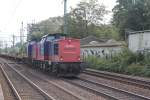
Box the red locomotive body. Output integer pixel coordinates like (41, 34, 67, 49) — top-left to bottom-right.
(27, 33, 84, 77)
(58, 39, 80, 62)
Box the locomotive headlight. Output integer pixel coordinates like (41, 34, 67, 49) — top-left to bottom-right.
(60, 56, 63, 61)
(68, 39, 71, 44)
(69, 39, 71, 42)
(78, 58, 81, 61)
(77, 56, 80, 61)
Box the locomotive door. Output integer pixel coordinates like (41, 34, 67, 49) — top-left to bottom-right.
(52, 42, 59, 62)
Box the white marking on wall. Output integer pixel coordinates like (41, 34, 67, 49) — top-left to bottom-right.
(81, 46, 122, 58)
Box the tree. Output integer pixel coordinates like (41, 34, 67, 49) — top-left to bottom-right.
(72, 0, 108, 25)
(27, 17, 63, 41)
(65, 0, 109, 38)
(27, 0, 119, 40)
(94, 25, 120, 40)
(28, 31, 43, 41)
(113, 0, 150, 39)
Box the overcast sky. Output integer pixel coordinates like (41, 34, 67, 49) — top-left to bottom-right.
(0, 0, 116, 45)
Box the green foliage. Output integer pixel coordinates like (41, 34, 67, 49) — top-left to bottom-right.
(86, 48, 150, 77)
(71, 0, 109, 25)
(28, 31, 43, 41)
(86, 56, 111, 71)
(27, 17, 63, 41)
(113, 0, 150, 39)
(66, 14, 87, 38)
(19, 43, 27, 56)
(142, 66, 150, 77)
(143, 52, 150, 65)
(95, 25, 120, 40)
(64, 0, 119, 39)
(64, 0, 109, 38)
(27, 0, 120, 40)
(126, 64, 144, 75)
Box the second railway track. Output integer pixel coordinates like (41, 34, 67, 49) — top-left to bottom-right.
(65, 77, 150, 100)
(82, 68, 150, 99)
(84, 68, 150, 89)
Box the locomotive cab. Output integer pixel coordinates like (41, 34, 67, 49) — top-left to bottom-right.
(27, 33, 84, 77)
(38, 33, 66, 60)
(51, 38, 82, 76)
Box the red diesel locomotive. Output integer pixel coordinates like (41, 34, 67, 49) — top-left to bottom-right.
(27, 33, 84, 76)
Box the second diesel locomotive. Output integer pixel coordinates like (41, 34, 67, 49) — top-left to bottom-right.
(27, 33, 84, 76)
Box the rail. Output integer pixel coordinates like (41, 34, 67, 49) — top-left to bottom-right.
(0, 62, 55, 100)
(84, 68, 150, 89)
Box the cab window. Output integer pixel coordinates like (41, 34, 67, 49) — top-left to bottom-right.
(54, 44, 58, 55)
(46, 36, 54, 41)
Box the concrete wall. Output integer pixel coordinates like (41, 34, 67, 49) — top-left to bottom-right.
(81, 46, 122, 59)
(128, 32, 150, 52)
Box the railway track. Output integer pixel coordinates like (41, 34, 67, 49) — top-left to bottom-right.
(81, 69, 150, 100)
(63, 78, 117, 100)
(84, 69, 150, 89)
(1, 58, 104, 100)
(65, 77, 150, 100)
(8, 63, 105, 100)
(0, 64, 17, 100)
(1, 57, 150, 100)
(0, 63, 54, 100)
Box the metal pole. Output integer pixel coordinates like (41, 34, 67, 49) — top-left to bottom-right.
(20, 22, 24, 45)
(5, 42, 8, 54)
(20, 22, 24, 56)
(64, 0, 67, 35)
(132, 0, 135, 5)
(12, 34, 15, 55)
(12, 34, 15, 48)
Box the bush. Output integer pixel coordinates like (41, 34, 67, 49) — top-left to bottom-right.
(85, 48, 150, 78)
(86, 56, 109, 70)
(125, 64, 144, 75)
(142, 66, 150, 77)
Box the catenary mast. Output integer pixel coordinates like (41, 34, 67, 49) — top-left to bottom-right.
(64, 0, 68, 34)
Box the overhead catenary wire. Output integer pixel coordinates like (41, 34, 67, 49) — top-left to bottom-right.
(3, 0, 23, 31)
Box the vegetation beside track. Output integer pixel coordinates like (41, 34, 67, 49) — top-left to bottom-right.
(85, 48, 150, 77)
